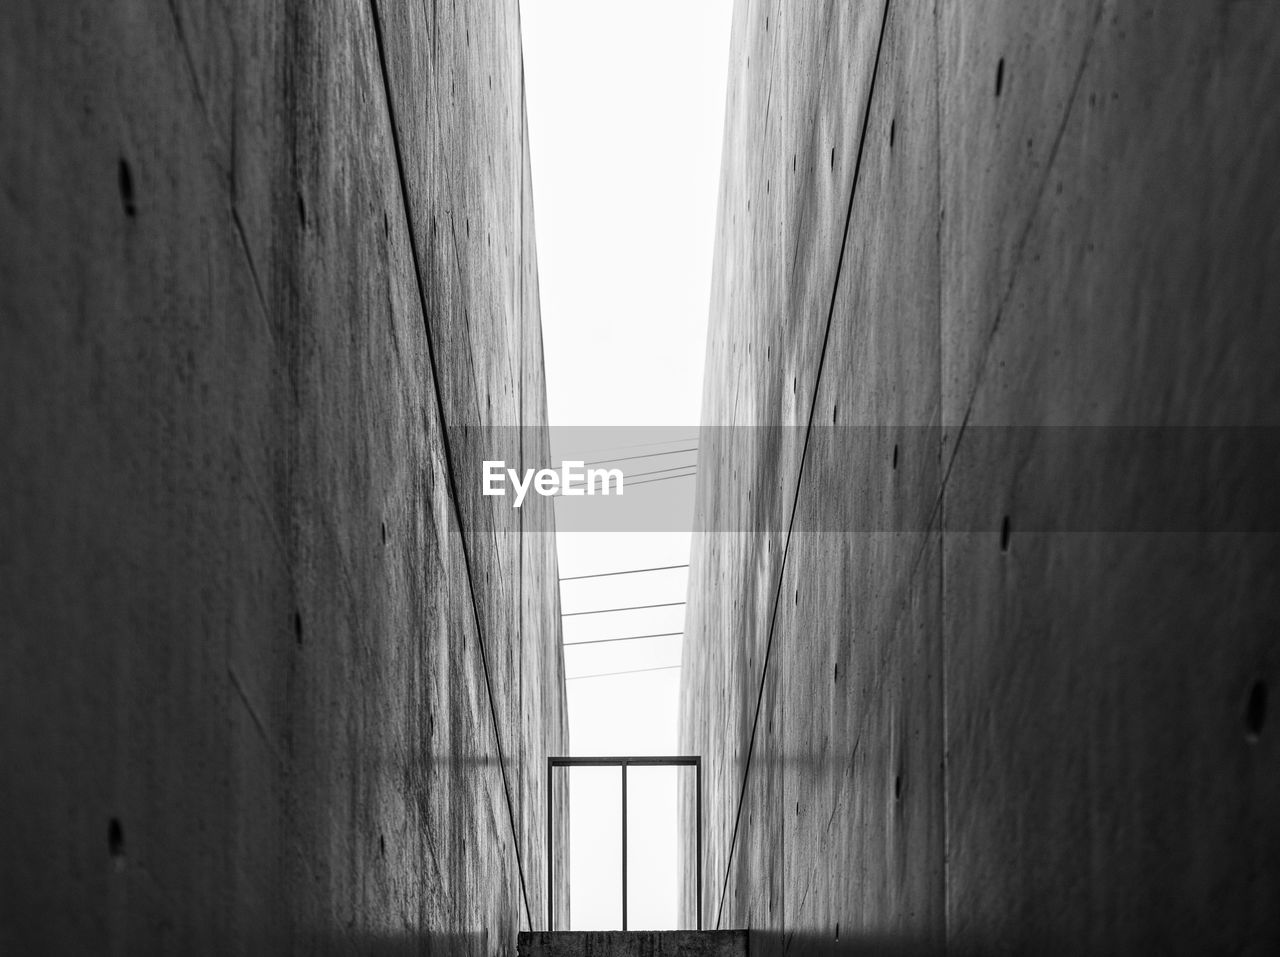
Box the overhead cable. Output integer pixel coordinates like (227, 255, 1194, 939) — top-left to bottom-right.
(563, 631, 684, 648)
(559, 563, 690, 582)
(562, 600, 686, 618)
(566, 664, 682, 681)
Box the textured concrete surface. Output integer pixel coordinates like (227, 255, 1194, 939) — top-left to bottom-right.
(519, 931, 748, 957)
(1, 1, 566, 953)
(681, 1, 1280, 954)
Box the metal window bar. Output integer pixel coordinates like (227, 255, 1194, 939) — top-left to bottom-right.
(546, 755, 703, 932)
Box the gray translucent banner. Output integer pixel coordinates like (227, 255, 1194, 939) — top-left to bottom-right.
(448, 425, 1280, 533)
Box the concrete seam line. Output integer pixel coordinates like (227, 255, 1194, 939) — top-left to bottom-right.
(713, 0, 896, 930)
(368, 0, 535, 931)
(932, 0, 950, 934)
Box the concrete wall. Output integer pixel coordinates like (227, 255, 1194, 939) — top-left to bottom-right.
(681, 1, 1279, 953)
(0, 1, 566, 953)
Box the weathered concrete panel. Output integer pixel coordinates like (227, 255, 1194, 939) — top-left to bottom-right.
(938, 1, 1280, 951)
(1, 0, 565, 953)
(682, 0, 1279, 953)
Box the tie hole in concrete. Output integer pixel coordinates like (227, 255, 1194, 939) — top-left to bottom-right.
(1245, 680, 1268, 742)
(117, 159, 136, 218)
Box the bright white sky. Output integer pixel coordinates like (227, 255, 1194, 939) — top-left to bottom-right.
(520, 0, 733, 931)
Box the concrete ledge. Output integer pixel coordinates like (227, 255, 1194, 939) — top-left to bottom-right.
(518, 930, 747, 957)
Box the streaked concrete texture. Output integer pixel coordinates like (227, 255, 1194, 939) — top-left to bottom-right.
(0, 0, 566, 953)
(681, 1, 1280, 954)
